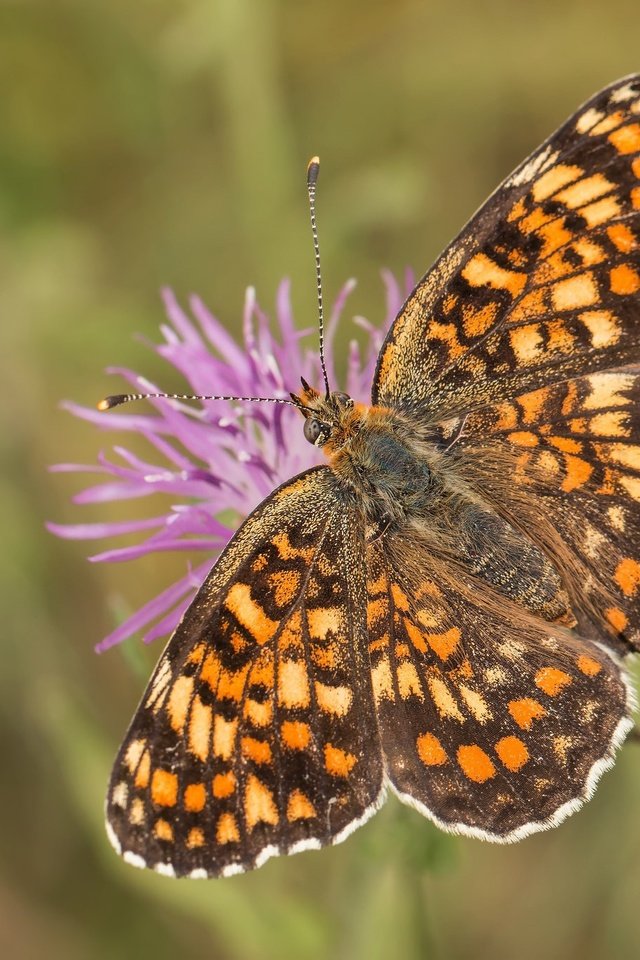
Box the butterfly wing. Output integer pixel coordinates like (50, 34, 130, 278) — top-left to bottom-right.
(106, 467, 384, 877)
(461, 369, 640, 652)
(366, 540, 633, 840)
(373, 74, 640, 419)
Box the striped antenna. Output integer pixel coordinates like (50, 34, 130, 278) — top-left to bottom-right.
(97, 392, 298, 411)
(307, 157, 331, 398)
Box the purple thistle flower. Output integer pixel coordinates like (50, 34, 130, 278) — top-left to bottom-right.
(48, 271, 413, 653)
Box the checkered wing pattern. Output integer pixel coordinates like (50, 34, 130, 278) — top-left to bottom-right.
(460, 369, 640, 651)
(106, 468, 383, 877)
(373, 75, 640, 420)
(366, 541, 632, 840)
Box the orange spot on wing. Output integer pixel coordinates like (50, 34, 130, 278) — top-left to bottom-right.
(404, 617, 427, 653)
(315, 681, 353, 715)
(517, 387, 548, 424)
(272, 531, 314, 562)
(535, 667, 572, 696)
(577, 655, 602, 677)
(427, 675, 464, 721)
(184, 782, 207, 812)
(390, 583, 410, 611)
(213, 716, 238, 759)
(167, 675, 194, 733)
(551, 273, 599, 311)
(417, 732, 447, 766)
(281, 720, 311, 750)
(531, 164, 582, 201)
(154, 818, 174, 842)
(200, 652, 221, 692)
(508, 197, 527, 221)
(125, 739, 147, 774)
(462, 301, 499, 337)
(241, 737, 272, 765)
(244, 697, 272, 727)
(607, 223, 636, 253)
(268, 569, 301, 606)
(510, 325, 543, 363)
(509, 288, 548, 324)
(225, 583, 278, 645)
(151, 769, 178, 807)
(135, 750, 151, 789)
(459, 684, 492, 722)
(245, 775, 279, 829)
(426, 626, 461, 660)
(308, 606, 344, 639)
(216, 812, 240, 844)
(560, 454, 593, 492)
(589, 111, 624, 136)
(614, 558, 640, 597)
(287, 790, 316, 821)
(462, 253, 526, 296)
(549, 436, 582, 454)
(397, 661, 424, 700)
(556, 174, 614, 208)
(581, 195, 621, 226)
(187, 827, 205, 848)
(324, 743, 357, 777)
(507, 431, 540, 447)
(538, 218, 573, 256)
(371, 655, 395, 703)
(189, 695, 212, 761)
(217, 664, 251, 703)
(605, 607, 628, 631)
(457, 744, 496, 783)
(580, 309, 620, 348)
(212, 771, 237, 798)
(278, 659, 310, 708)
(495, 736, 529, 772)
(608, 122, 640, 154)
(129, 798, 145, 826)
(572, 238, 605, 265)
(610, 264, 640, 294)
(508, 697, 547, 730)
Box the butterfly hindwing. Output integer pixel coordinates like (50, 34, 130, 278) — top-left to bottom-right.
(374, 74, 640, 419)
(366, 540, 632, 840)
(106, 468, 384, 877)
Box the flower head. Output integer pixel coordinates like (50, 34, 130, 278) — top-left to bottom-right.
(48, 271, 413, 652)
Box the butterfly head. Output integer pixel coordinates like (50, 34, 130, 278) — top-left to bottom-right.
(290, 378, 358, 448)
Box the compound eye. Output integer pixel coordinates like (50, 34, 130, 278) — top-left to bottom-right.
(333, 391, 354, 408)
(303, 418, 328, 445)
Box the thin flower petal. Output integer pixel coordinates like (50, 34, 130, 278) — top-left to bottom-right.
(52, 275, 402, 651)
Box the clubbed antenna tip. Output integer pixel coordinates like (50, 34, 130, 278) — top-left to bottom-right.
(307, 156, 320, 187)
(97, 394, 128, 410)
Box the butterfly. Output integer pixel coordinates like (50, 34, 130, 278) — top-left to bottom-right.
(105, 76, 640, 878)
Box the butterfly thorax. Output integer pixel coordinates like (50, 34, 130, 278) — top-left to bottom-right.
(295, 385, 574, 624)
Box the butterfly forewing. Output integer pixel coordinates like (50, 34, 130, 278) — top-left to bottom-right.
(106, 468, 384, 877)
(374, 74, 640, 419)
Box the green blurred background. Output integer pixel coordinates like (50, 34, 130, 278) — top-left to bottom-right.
(3, 1, 640, 957)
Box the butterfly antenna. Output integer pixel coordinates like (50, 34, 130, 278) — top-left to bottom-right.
(97, 391, 299, 411)
(307, 157, 331, 399)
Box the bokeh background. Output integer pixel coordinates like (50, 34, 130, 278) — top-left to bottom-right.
(3, 1, 640, 958)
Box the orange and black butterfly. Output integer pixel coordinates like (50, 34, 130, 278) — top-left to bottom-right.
(105, 76, 640, 878)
